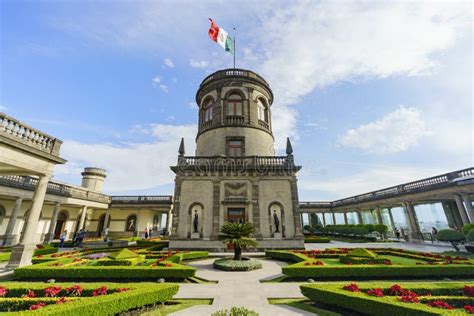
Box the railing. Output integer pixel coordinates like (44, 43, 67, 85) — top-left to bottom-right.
(199, 68, 270, 89)
(258, 120, 269, 129)
(174, 155, 300, 173)
(0, 112, 63, 156)
(225, 115, 245, 125)
(0, 175, 110, 203)
(111, 195, 173, 204)
(300, 167, 474, 210)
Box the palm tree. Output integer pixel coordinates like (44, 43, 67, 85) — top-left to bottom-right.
(218, 222, 258, 260)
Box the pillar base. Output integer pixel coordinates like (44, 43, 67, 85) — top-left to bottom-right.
(407, 232, 424, 244)
(6, 244, 37, 269)
(2, 235, 16, 247)
(43, 233, 54, 244)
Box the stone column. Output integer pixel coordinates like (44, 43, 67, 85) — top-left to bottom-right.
(2, 197, 23, 246)
(7, 175, 50, 268)
(322, 213, 326, 226)
(343, 212, 348, 224)
(357, 210, 363, 224)
(461, 194, 473, 223)
(388, 208, 396, 230)
(332, 212, 336, 225)
(166, 210, 172, 236)
(135, 211, 141, 237)
(77, 206, 88, 231)
(43, 202, 61, 244)
(402, 202, 422, 242)
(375, 207, 383, 225)
(251, 180, 262, 238)
(453, 194, 470, 225)
(101, 211, 110, 237)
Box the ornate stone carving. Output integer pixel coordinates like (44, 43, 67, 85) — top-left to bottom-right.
(224, 182, 247, 199)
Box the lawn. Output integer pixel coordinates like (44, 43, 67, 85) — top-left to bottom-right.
(266, 248, 474, 280)
(140, 299, 213, 315)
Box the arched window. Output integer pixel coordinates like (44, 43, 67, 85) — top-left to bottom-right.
(257, 98, 269, 122)
(203, 99, 213, 123)
(227, 93, 243, 116)
(126, 215, 137, 232)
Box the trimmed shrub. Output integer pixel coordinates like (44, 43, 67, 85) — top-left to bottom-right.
(181, 251, 209, 260)
(436, 229, 466, 251)
(462, 224, 474, 235)
(265, 250, 308, 263)
(213, 258, 262, 271)
(108, 248, 139, 260)
(304, 237, 331, 243)
(0, 282, 178, 315)
(346, 248, 377, 258)
(211, 307, 259, 316)
(340, 256, 389, 265)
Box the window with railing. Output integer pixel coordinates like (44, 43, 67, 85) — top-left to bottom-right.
(203, 101, 213, 122)
(257, 98, 269, 123)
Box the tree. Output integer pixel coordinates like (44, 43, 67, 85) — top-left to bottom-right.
(436, 229, 466, 252)
(218, 222, 258, 260)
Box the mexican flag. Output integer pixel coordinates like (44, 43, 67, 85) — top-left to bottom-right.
(208, 18, 234, 54)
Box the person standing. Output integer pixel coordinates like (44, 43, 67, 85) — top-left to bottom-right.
(59, 230, 67, 248)
(394, 227, 401, 240)
(103, 228, 109, 242)
(144, 228, 149, 240)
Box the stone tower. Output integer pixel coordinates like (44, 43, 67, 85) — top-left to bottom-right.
(81, 167, 107, 192)
(169, 69, 304, 250)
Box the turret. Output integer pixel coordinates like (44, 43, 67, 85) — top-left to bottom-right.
(81, 167, 106, 192)
(194, 69, 275, 157)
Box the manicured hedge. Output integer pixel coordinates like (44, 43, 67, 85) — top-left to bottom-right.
(300, 282, 472, 316)
(304, 237, 331, 243)
(213, 258, 262, 271)
(0, 282, 178, 315)
(181, 251, 209, 260)
(265, 250, 308, 263)
(14, 259, 196, 280)
(283, 263, 474, 279)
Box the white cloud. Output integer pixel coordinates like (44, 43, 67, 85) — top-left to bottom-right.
(0, 105, 7, 111)
(152, 76, 161, 84)
(56, 123, 197, 192)
(159, 84, 168, 93)
(164, 58, 174, 68)
(337, 106, 428, 154)
(189, 59, 208, 69)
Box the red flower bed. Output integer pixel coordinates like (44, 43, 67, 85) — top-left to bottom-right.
(29, 303, 46, 310)
(464, 285, 474, 297)
(343, 283, 360, 292)
(65, 285, 83, 296)
(427, 300, 454, 310)
(56, 297, 67, 304)
(0, 286, 7, 297)
(399, 290, 419, 303)
(465, 305, 474, 314)
(367, 288, 384, 297)
(92, 286, 107, 296)
(44, 286, 62, 297)
(388, 284, 404, 296)
(22, 290, 36, 298)
(116, 288, 129, 293)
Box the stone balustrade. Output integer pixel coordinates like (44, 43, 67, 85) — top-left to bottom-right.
(111, 195, 173, 205)
(0, 175, 110, 204)
(0, 112, 63, 156)
(200, 68, 270, 89)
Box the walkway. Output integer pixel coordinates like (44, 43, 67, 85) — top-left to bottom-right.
(171, 258, 311, 316)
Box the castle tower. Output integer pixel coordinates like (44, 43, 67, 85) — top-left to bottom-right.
(169, 69, 304, 250)
(81, 167, 107, 192)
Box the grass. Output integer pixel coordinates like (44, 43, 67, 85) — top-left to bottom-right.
(140, 299, 213, 316)
(0, 252, 10, 262)
(268, 298, 343, 316)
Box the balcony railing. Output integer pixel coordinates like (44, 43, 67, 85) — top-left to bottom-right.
(225, 115, 245, 125)
(199, 68, 270, 90)
(173, 155, 301, 173)
(111, 195, 173, 205)
(0, 175, 110, 203)
(300, 167, 474, 209)
(0, 112, 63, 157)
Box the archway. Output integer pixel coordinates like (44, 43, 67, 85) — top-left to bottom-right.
(97, 213, 111, 236)
(53, 211, 68, 239)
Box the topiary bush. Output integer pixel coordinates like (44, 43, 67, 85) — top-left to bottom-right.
(436, 229, 466, 251)
(211, 306, 259, 316)
(213, 258, 262, 271)
(463, 224, 474, 235)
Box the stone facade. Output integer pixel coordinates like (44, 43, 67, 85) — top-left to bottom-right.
(169, 69, 304, 251)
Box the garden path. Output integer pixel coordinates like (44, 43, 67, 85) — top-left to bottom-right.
(170, 258, 312, 316)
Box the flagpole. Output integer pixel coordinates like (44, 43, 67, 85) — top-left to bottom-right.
(233, 27, 236, 69)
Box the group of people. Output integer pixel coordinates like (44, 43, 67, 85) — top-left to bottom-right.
(59, 229, 87, 248)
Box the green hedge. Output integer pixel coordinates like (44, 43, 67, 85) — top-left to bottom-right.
(304, 237, 331, 243)
(181, 251, 208, 260)
(265, 250, 308, 263)
(0, 282, 178, 315)
(14, 259, 196, 280)
(300, 282, 471, 316)
(283, 263, 474, 279)
(213, 258, 262, 271)
(339, 256, 388, 265)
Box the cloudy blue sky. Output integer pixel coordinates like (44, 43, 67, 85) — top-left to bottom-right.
(1, 1, 472, 201)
